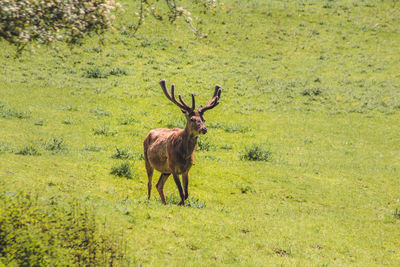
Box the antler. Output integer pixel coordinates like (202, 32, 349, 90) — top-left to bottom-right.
(198, 85, 222, 114)
(159, 80, 195, 113)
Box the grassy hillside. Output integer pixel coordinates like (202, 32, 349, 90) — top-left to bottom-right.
(1, 0, 399, 265)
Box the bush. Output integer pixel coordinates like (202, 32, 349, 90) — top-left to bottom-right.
(118, 115, 138, 125)
(109, 67, 127, 76)
(197, 137, 216, 151)
(15, 145, 41, 156)
(0, 192, 126, 266)
(111, 147, 133, 160)
(44, 138, 67, 154)
(93, 124, 117, 136)
(0, 102, 29, 119)
(240, 145, 272, 162)
(0, 0, 119, 53)
(110, 161, 134, 178)
(85, 67, 110, 79)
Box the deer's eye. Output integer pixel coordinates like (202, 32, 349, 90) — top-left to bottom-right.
(190, 117, 195, 122)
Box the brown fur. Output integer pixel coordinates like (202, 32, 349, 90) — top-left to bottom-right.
(144, 80, 221, 205)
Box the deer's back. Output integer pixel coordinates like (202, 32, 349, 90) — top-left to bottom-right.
(144, 128, 181, 173)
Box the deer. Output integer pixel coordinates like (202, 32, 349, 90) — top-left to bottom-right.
(143, 80, 222, 206)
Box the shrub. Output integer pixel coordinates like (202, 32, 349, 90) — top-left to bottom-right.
(62, 118, 75, 125)
(111, 147, 144, 160)
(238, 184, 255, 194)
(109, 67, 128, 76)
(197, 137, 216, 151)
(85, 67, 110, 79)
(0, 192, 126, 265)
(118, 115, 138, 125)
(34, 120, 45, 126)
(15, 145, 41, 156)
(110, 161, 134, 178)
(111, 147, 133, 160)
(240, 145, 272, 162)
(93, 124, 117, 136)
(90, 107, 112, 117)
(0, 103, 29, 119)
(301, 88, 322, 96)
(44, 138, 67, 153)
(0, 0, 119, 53)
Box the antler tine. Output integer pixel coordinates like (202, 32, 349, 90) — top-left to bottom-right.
(171, 85, 187, 110)
(159, 80, 193, 112)
(215, 85, 221, 98)
(213, 85, 221, 98)
(160, 79, 172, 101)
(178, 95, 194, 112)
(191, 93, 195, 110)
(198, 85, 222, 114)
(170, 84, 176, 102)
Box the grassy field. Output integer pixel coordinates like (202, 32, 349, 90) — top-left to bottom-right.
(1, 0, 400, 265)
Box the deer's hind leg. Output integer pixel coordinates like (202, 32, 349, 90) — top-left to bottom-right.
(156, 173, 170, 204)
(144, 138, 154, 200)
(145, 160, 154, 200)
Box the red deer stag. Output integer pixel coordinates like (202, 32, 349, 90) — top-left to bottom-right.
(144, 80, 222, 205)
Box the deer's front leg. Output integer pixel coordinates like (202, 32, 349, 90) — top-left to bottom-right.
(172, 173, 185, 205)
(182, 172, 189, 200)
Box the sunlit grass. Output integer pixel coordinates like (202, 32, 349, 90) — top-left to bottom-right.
(0, 0, 399, 265)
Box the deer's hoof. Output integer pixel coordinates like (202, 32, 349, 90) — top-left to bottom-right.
(178, 201, 185, 206)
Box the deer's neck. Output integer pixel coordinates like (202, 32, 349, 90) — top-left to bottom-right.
(181, 127, 198, 159)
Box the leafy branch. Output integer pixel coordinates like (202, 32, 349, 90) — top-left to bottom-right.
(131, 0, 219, 38)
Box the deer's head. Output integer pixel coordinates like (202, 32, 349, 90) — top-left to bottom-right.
(159, 80, 222, 136)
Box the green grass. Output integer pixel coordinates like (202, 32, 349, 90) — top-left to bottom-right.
(1, 0, 400, 265)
